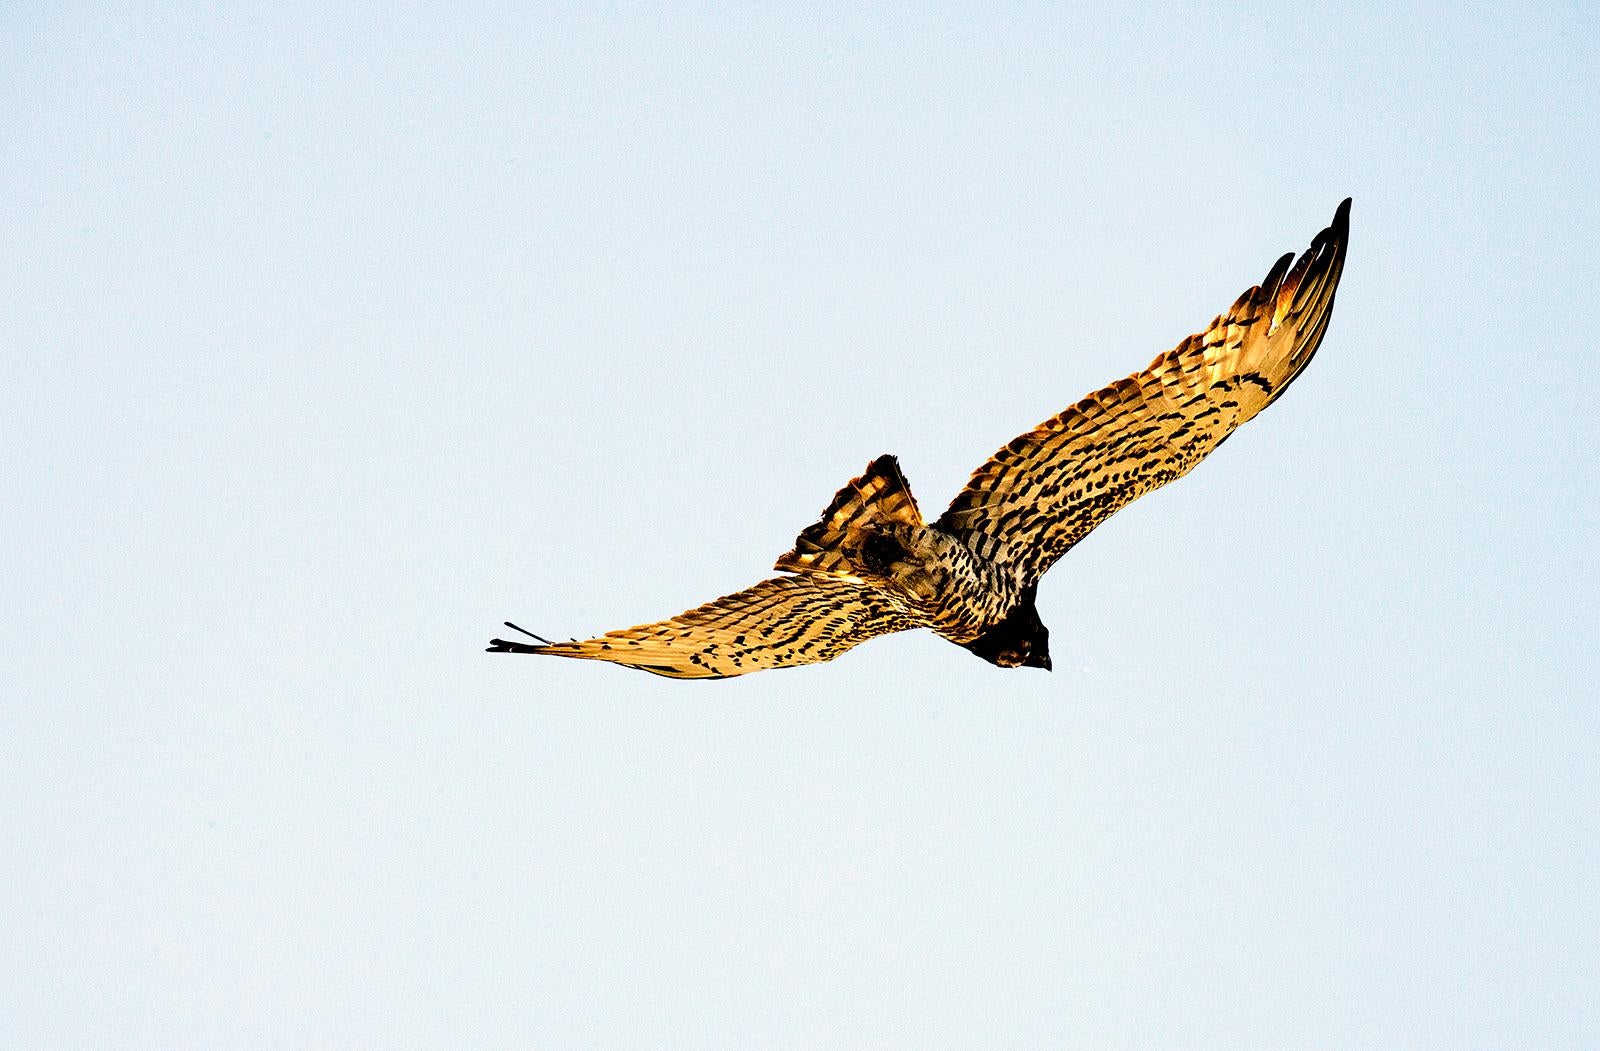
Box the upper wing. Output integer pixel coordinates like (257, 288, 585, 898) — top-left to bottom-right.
(937, 198, 1350, 586)
(487, 574, 923, 679)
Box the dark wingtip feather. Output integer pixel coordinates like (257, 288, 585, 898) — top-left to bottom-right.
(1259, 251, 1296, 300)
(487, 637, 545, 654)
(1334, 196, 1352, 231)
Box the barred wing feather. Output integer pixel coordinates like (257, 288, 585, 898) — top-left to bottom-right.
(488, 574, 923, 679)
(937, 198, 1350, 586)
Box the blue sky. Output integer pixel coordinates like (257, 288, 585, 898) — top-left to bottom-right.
(5, 2, 1597, 1045)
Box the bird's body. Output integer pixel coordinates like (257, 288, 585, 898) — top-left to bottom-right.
(490, 199, 1351, 679)
(773, 455, 1026, 645)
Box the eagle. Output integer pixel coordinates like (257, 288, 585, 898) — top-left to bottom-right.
(489, 199, 1350, 678)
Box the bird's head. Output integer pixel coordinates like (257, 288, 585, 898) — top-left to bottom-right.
(995, 617, 1051, 671)
(961, 596, 1052, 671)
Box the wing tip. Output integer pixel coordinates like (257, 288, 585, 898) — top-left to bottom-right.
(1253, 198, 1349, 304)
(488, 637, 589, 656)
(1307, 197, 1352, 258)
(487, 638, 544, 654)
(1333, 196, 1352, 231)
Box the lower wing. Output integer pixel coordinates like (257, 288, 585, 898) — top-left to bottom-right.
(488, 573, 923, 679)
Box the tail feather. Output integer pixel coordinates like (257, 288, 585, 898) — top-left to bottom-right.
(775, 454, 923, 577)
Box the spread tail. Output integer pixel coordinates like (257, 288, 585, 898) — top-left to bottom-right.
(775, 454, 924, 579)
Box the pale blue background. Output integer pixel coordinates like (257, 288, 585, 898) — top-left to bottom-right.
(5, 2, 1597, 1046)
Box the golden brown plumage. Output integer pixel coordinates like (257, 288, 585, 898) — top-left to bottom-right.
(487, 574, 919, 679)
(939, 199, 1349, 585)
(490, 199, 1351, 678)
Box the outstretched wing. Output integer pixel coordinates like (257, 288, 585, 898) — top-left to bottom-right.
(487, 574, 923, 679)
(937, 198, 1350, 586)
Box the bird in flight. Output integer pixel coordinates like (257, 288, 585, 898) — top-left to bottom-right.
(489, 199, 1350, 678)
